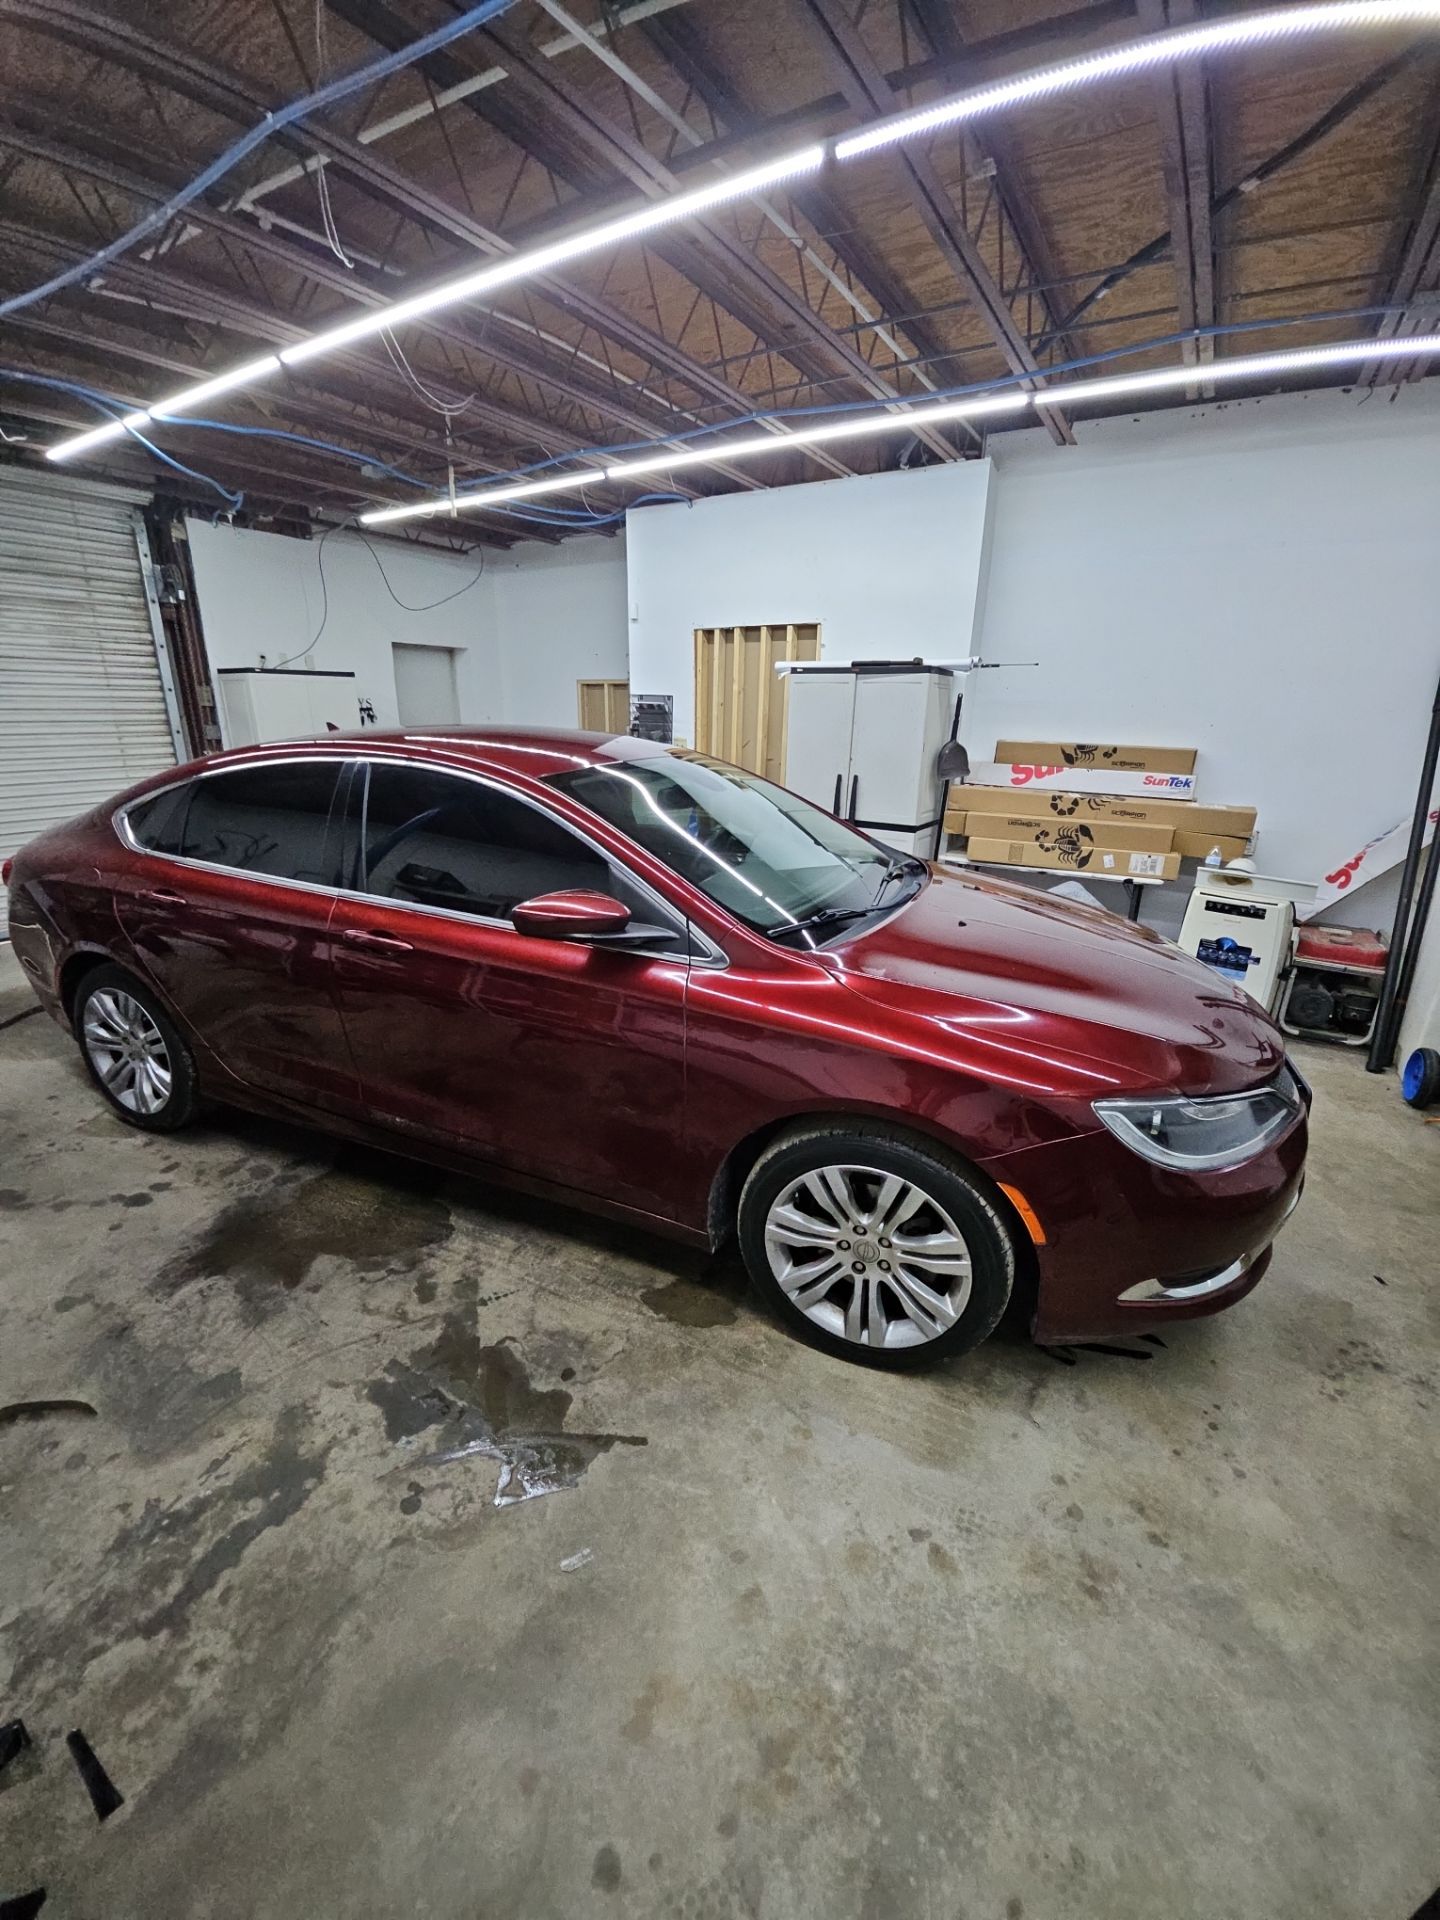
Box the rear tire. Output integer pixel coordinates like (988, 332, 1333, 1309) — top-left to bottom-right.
(74, 964, 198, 1132)
(737, 1122, 1015, 1370)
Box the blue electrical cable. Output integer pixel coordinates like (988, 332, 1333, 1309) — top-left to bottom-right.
(0, 367, 682, 529)
(0, 0, 519, 322)
(432, 298, 1420, 504)
(4, 297, 1419, 528)
(0, 370, 245, 507)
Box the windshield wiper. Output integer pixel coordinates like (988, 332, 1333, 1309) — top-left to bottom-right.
(768, 903, 884, 946)
(875, 854, 929, 900)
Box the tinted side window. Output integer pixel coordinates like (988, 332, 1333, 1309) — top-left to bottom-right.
(360, 764, 609, 919)
(181, 763, 343, 885)
(127, 782, 193, 855)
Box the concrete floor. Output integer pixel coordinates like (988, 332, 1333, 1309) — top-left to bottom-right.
(1, 972, 1437, 1920)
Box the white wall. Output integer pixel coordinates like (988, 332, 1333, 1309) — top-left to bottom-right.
(624, 384, 1440, 936)
(487, 534, 629, 726)
(968, 384, 1440, 930)
(186, 520, 630, 736)
(625, 459, 995, 745)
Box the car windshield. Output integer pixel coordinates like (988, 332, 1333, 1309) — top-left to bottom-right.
(546, 752, 918, 940)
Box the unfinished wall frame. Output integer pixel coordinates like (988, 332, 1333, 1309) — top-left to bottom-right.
(577, 678, 631, 732)
(694, 624, 821, 779)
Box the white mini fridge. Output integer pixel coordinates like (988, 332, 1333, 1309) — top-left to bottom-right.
(784, 663, 955, 855)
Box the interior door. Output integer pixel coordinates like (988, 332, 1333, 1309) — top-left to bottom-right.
(392, 644, 460, 725)
(112, 758, 359, 1110)
(330, 760, 690, 1220)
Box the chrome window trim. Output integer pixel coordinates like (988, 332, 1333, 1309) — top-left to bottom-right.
(113, 752, 727, 969)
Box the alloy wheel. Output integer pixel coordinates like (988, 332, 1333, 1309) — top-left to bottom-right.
(762, 1163, 974, 1350)
(82, 988, 173, 1117)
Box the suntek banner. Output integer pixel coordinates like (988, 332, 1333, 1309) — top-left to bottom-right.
(968, 764, 1199, 801)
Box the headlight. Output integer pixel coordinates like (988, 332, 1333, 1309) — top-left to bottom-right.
(1093, 1063, 1304, 1172)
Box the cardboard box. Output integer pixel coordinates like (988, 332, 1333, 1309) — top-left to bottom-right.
(1172, 831, 1251, 862)
(965, 835, 1181, 880)
(968, 763, 1198, 800)
(994, 740, 1197, 775)
(948, 812, 1174, 854)
(952, 784, 1255, 838)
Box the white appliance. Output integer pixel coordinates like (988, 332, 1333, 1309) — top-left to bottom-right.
(1178, 872, 1297, 1011)
(784, 663, 954, 855)
(216, 667, 360, 746)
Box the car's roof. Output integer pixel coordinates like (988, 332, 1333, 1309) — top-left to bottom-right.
(214, 726, 673, 782)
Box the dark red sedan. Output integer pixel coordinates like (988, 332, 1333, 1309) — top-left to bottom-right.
(4, 729, 1307, 1367)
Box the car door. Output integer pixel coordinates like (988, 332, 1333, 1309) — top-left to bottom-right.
(329, 759, 691, 1221)
(112, 756, 360, 1112)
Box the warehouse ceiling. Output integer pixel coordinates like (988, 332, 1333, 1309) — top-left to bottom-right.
(0, 0, 1437, 547)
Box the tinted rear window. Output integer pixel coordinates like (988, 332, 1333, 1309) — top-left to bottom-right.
(126, 783, 192, 855)
(181, 763, 344, 886)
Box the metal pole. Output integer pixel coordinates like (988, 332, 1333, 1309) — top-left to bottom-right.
(1367, 662, 1440, 1072)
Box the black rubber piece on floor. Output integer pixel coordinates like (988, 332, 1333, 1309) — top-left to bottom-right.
(0, 1891, 47, 1918)
(0, 1722, 30, 1774)
(1409, 1888, 1440, 1919)
(66, 1730, 123, 1821)
(0, 1401, 97, 1428)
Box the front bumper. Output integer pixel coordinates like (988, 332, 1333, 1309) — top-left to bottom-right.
(1116, 1183, 1301, 1306)
(981, 1107, 1308, 1344)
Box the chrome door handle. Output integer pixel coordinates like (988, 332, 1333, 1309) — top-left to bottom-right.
(342, 928, 414, 952)
(139, 888, 186, 906)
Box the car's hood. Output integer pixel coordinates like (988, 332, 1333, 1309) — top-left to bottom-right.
(819, 866, 1284, 1097)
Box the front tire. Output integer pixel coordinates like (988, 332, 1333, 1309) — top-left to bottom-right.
(74, 964, 198, 1132)
(737, 1122, 1015, 1370)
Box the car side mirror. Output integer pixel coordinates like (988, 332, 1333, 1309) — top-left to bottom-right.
(510, 890, 632, 940)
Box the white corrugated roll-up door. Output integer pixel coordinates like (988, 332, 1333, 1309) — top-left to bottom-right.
(0, 467, 184, 935)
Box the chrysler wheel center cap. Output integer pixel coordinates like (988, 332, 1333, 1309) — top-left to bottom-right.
(853, 1238, 880, 1263)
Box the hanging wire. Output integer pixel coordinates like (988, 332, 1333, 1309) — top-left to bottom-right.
(0, 0, 521, 321)
(311, 0, 356, 268)
(379, 327, 478, 420)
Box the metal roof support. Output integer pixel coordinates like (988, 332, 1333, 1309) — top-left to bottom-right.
(0, 121, 752, 481)
(1037, 50, 1420, 353)
(327, 0, 969, 469)
(1364, 74, 1440, 384)
(1137, 0, 1216, 395)
(638, 3, 981, 448)
(0, 0, 801, 474)
(900, 0, 1083, 369)
(795, 0, 1072, 445)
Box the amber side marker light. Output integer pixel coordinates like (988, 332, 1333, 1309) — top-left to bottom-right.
(999, 1184, 1047, 1245)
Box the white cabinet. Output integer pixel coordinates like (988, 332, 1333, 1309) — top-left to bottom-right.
(216, 668, 359, 746)
(785, 664, 954, 854)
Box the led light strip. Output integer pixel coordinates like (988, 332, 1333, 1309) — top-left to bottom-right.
(358, 333, 1440, 526)
(45, 0, 1440, 465)
(834, 0, 1440, 158)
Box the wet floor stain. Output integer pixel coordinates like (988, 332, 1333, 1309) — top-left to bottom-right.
(6, 1406, 328, 1693)
(640, 1263, 747, 1329)
(592, 1844, 623, 1893)
(368, 1309, 645, 1507)
(153, 1160, 453, 1320)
